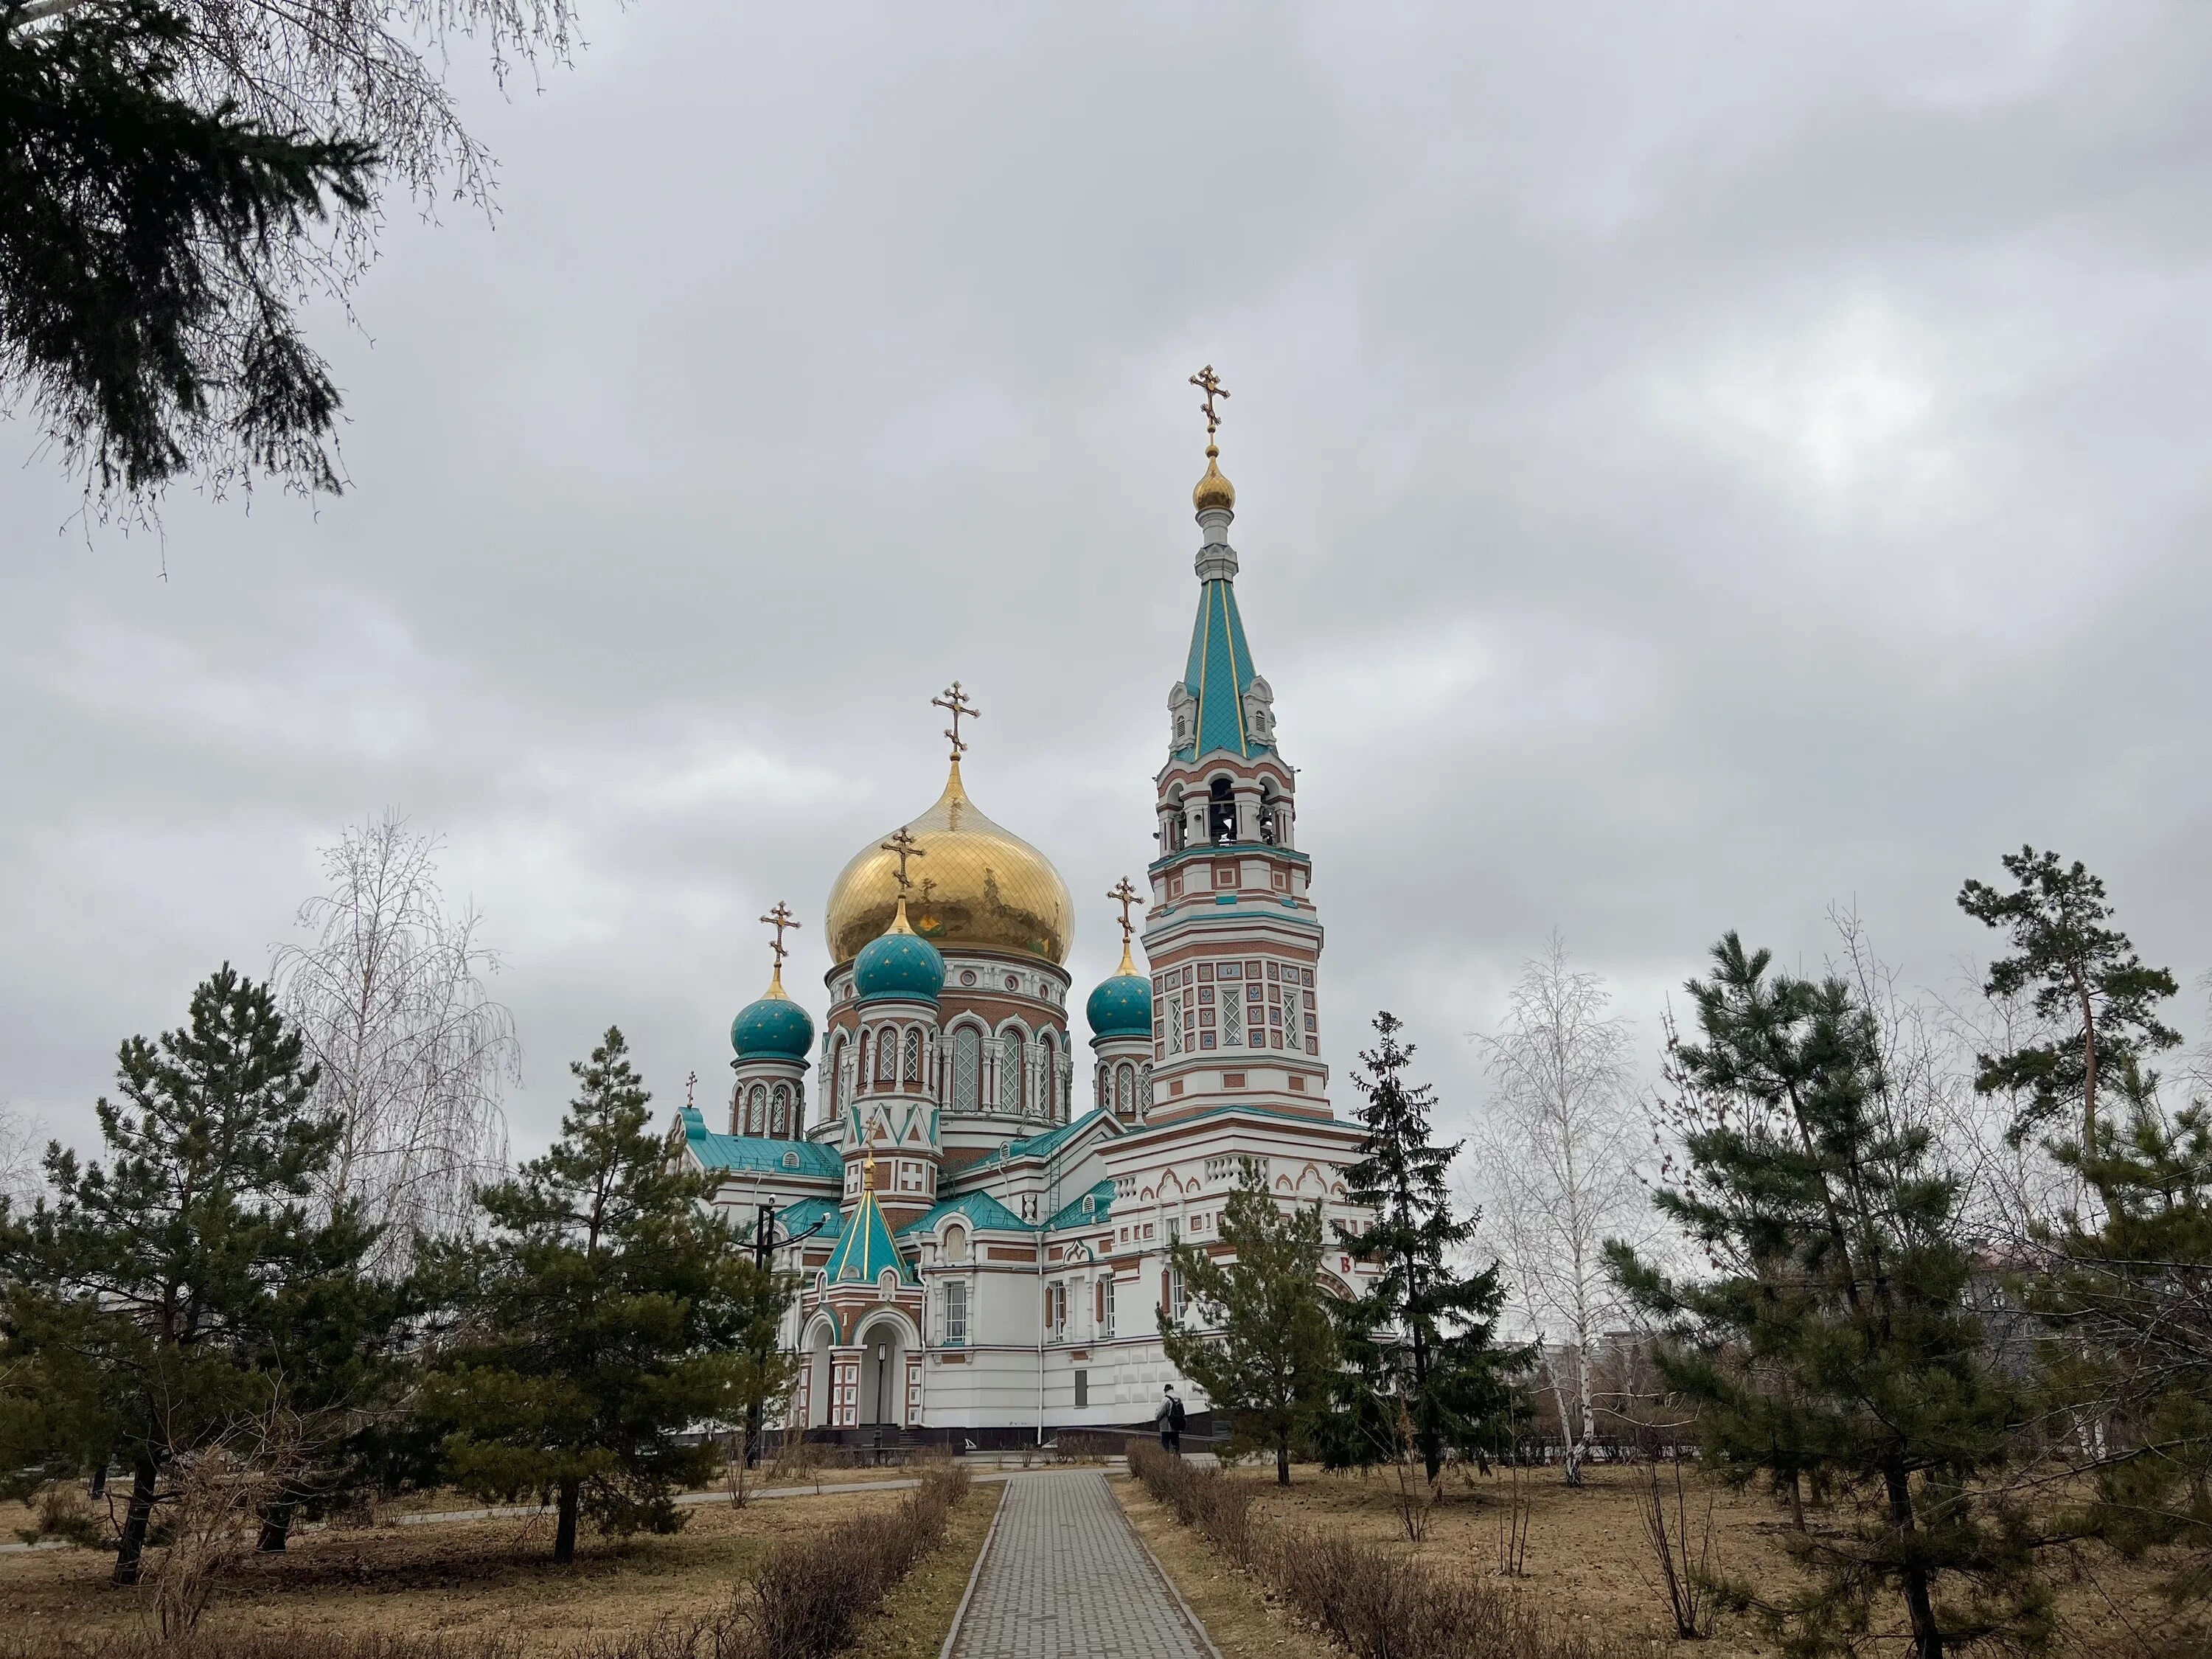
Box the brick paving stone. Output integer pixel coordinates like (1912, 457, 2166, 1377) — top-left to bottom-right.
(949, 1470, 1212, 1659)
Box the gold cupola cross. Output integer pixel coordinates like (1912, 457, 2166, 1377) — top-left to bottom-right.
(759, 900, 799, 968)
(1107, 877, 1141, 947)
(932, 681, 981, 760)
(1189, 364, 1230, 437)
(880, 826, 925, 896)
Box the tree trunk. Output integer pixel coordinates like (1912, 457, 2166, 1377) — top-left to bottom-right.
(1883, 1461, 1942, 1659)
(554, 1478, 580, 1565)
(112, 1459, 158, 1587)
(257, 1498, 296, 1553)
(1276, 1438, 1291, 1486)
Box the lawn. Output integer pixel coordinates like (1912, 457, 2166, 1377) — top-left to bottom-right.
(0, 1486, 904, 1655)
(1203, 1460, 2207, 1659)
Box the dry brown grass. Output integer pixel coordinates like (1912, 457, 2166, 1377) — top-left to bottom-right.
(1114, 1475, 1343, 1659)
(1220, 1460, 2209, 1659)
(0, 1487, 901, 1655)
(843, 1484, 1001, 1659)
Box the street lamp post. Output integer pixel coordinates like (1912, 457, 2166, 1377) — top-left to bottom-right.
(748, 1200, 826, 1467)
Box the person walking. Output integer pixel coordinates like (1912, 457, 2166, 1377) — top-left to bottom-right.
(1156, 1384, 1186, 1454)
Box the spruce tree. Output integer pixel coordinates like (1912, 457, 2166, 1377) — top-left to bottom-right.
(1610, 935, 2043, 1659)
(1958, 846, 2180, 1165)
(1161, 1158, 1338, 1485)
(1324, 1012, 1516, 1482)
(0, 965, 372, 1585)
(422, 1028, 771, 1564)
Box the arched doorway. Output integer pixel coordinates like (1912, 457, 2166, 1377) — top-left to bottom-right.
(805, 1319, 835, 1429)
(855, 1316, 909, 1427)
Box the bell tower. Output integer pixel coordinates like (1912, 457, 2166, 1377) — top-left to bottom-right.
(1140, 369, 1327, 1122)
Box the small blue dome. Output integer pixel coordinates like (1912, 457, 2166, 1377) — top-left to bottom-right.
(855, 922, 945, 1004)
(1087, 968, 1153, 1040)
(731, 979, 814, 1060)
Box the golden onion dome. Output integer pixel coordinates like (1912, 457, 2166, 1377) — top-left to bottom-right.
(1193, 442, 1236, 512)
(824, 759, 1074, 967)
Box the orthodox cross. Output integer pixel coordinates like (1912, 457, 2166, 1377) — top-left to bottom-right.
(1107, 877, 1142, 947)
(932, 681, 981, 759)
(759, 900, 799, 969)
(881, 826, 925, 895)
(684, 1070, 698, 1110)
(1189, 364, 1229, 437)
(917, 874, 938, 906)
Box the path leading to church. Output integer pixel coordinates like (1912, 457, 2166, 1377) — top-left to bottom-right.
(946, 1470, 1217, 1659)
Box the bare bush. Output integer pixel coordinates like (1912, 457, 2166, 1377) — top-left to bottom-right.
(1638, 1454, 1714, 1639)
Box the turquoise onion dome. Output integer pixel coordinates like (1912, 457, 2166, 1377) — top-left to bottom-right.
(1087, 942, 1153, 1040)
(853, 898, 945, 1004)
(731, 965, 815, 1060)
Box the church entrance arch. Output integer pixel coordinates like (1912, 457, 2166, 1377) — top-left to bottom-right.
(804, 1318, 836, 1430)
(855, 1312, 914, 1427)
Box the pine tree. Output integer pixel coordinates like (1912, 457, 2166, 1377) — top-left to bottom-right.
(1324, 1012, 1517, 1482)
(1161, 1158, 1338, 1485)
(2039, 1083, 2212, 1604)
(1610, 935, 2045, 1659)
(422, 1027, 774, 1565)
(1958, 847, 2180, 1166)
(0, 965, 373, 1585)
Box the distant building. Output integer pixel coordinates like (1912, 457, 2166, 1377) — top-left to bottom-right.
(673, 419, 1374, 1444)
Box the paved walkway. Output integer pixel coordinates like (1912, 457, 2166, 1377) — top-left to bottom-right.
(947, 1470, 1214, 1659)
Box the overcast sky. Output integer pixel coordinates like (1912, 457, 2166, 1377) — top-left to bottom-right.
(5, 2, 2211, 1173)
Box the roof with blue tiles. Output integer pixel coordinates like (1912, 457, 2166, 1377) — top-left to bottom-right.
(825, 1182, 917, 1284)
(678, 1107, 844, 1180)
(897, 1189, 1033, 1237)
(1044, 1179, 1117, 1233)
(1175, 574, 1270, 763)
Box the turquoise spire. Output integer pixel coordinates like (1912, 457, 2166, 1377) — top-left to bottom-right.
(827, 1155, 917, 1284)
(1171, 422, 1276, 763)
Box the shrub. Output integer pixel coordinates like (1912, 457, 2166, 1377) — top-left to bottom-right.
(1130, 1442, 1622, 1659)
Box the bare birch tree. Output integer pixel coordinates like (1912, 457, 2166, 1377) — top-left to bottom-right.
(1473, 933, 1643, 1485)
(0, 1100, 41, 1208)
(271, 812, 516, 1273)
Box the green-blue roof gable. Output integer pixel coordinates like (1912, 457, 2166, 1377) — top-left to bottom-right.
(897, 1190, 1034, 1237)
(826, 1189, 916, 1284)
(981, 1107, 1113, 1170)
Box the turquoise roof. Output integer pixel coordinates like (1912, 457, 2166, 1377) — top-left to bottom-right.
(1045, 1180, 1117, 1232)
(731, 987, 814, 1060)
(1086, 969, 1153, 1040)
(770, 1196, 844, 1248)
(1176, 576, 1271, 762)
(825, 1188, 917, 1284)
(897, 1189, 1033, 1237)
(982, 1107, 1112, 1169)
(854, 928, 945, 1004)
(678, 1107, 842, 1179)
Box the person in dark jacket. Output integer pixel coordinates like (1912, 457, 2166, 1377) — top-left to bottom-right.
(1155, 1384, 1186, 1453)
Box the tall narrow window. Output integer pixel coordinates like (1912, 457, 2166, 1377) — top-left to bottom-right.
(877, 1030, 897, 1082)
(771, 1083, 790, 1137)
(951, 1028, 981, 1112)
(902, 1028, 921, 1082)
(1281, 986, 1303, 1048)
(857, 1030, 872, 1089)
(1222, 990, 1243, 1047)
(1166, 992, 1183, 1054)
(945, 1281, 967, 1346)
(747, 1084, 767, 1135)
(1102, 1274, 1116, 1338)
(1000, 1032, 1023, 1112)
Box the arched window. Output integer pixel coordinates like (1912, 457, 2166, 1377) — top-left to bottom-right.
(951, 1026, 981, 1112)
(999, 1030, 1023, 1113)
(857, 1029, 872, 1090)
(1139, 1063, 1153, 1114)
(747, 1083, 768, 1136)
(902, 1028, 921, 1083)
(1116, 1065, 1133, 1117)
(877, 1029, 897, 1082)
(1037, 1033, 1057, 1119)
(1208, 775, 1237, 844)
(1259, 781, 1279, 846)
(771, 1082, 791, 1138)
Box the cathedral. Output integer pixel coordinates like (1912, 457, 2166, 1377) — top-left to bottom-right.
(674, 384, 1375, 1444)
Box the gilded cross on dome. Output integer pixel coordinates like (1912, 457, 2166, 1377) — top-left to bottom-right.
(932, 681, 981, 760)
(1189, 364, 1229, 437)
(1107, 877, 1141, 947)
(880, 827, 925, 895)
(759, 900, 799, 968)
(684, 1069, 698, 1110)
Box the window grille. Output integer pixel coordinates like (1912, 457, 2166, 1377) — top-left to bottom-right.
(748, 1084, 767, 1135)
(1000, 1032, 1023, 1112)
(877, 1032, 897, 1082)
(902, 1029, 921, 1082)
(1102, 1274, 1116, 1337)
(1116, 1067, 1133, 1115)
(1282, 986, 1303, 1046)
(771, 1083, 790, 1136)
(1222, 992, 1243, 1046)
(951, 1028, 981, 1111)
(1166, 992, 1183, 1054)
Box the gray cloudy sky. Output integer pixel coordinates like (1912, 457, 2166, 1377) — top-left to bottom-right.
(5, 2, 2211, 1166)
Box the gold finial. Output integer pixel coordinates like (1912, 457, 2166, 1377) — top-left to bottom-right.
(1189, 365, 1236, 512)
(759, 901, 799, 997)
(863, 1150, 877, 1192)
(931, 681, 981, 762)
(1107, 877, 1142, 974)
